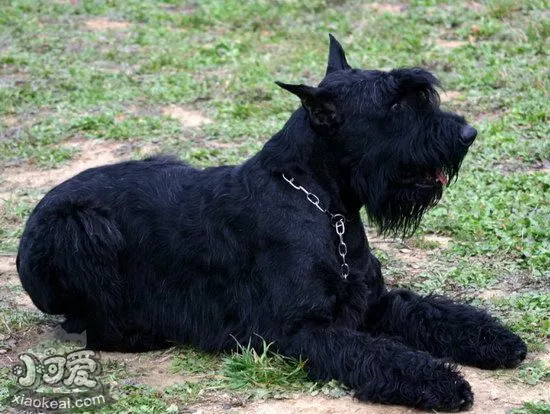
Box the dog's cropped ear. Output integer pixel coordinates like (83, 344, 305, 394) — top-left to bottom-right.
(276, 81, 341, 131)
(326, 34, 351, 75)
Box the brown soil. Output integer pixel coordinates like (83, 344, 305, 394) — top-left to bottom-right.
(440, 90, 464, 103)
(1, 115, 19, 127)
(368, 233, 430, 276)
(162, 105, 213, 128)
(84, 18, 131, 31)
(363, 3, 407, 13)
(0, 139, 151, 199)
(436, 39, 469, 49)
(526, 160, 550, 175)
(423, 234, 452, 248)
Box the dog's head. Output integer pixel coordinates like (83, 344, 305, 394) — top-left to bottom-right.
(277, 35, 476, 236)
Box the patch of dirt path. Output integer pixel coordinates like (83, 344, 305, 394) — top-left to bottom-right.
(436, 39, 468, 49)
(440, 90, 464, 103)
(85, 18, 131, 31)
(368, 233, 435, 276)
(0, 256, 35, 311)
(0, 139, 135, 198)
(363, 3, 407, 13)
(162, 105, 213, 128)
(98, 349, 187, 390)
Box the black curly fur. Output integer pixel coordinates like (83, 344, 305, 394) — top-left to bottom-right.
(16, 35, 526, 411)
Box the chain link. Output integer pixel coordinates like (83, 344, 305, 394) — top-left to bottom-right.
(282, 173, 350, 280)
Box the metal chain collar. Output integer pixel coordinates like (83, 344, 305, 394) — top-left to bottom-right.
(282, 173, 350, 279)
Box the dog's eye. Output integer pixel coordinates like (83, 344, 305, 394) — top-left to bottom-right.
(391, 102, 402, 111)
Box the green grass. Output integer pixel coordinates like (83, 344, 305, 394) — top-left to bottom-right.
(517, 360, 550, 386)
(490, 293, 550, 350)
(69, 112, 183, 141)
(171, 346, 221, 374)
(1, 0, 549, 410)
(100, 384, 170, 414)
(0, 191, 43, 252)
(218, 340, 348, 399)
(0, 367, 16, 412)
(221, 340, 311, 392)
(0, 305, 42, 335)
(511, 401, 550, 414)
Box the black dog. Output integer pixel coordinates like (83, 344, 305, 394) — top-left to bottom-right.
(17, 36, 526, 411)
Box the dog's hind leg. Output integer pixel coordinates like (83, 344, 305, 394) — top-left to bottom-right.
(61, 316, 88, 334)
(18, 199, 127, 348)
(281, 327, 473, 411)
(362, 289, 527, 369)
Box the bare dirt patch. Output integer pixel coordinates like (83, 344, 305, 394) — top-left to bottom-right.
(526, 160, 550, 175)
(459, 363, 550, 413)
(368, 233, 430, 276)
(477, 288, 509, 300)
(436, 39, 469, 49)
(468, 2, 485, 12)
(363, 3, 407, 14)
(85, 18, 131, 31)
(162, 105, 213, 128)
(242, 396, 411, 414)
(0, 255, 15, 273)
(0, 139, 133, 198)
(92, 61, 138, 75)
(99, 349, 186, 390)
(0, 73, 29, 89)
(423, 234, 452, 249)
(0, 256, 35, 311)
(1, 115, 18, 127)
(52, 0, 78, 5)
(440, 90, 464, 103)
(160, 3, 197, 14)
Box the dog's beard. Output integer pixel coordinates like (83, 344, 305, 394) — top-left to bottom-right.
(368, 184, 444, 237)
(352, 165, 451, 237)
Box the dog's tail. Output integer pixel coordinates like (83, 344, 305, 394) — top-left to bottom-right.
(17, 197, 125, 316)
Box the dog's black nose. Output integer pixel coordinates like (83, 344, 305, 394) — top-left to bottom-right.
(460, 125, 477, 146)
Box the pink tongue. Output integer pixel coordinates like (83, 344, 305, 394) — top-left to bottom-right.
(436, 169, 448, 186)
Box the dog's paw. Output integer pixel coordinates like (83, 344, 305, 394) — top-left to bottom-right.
(420, 369, 474, 412)
(503, 335, 528, 368)
(355, 359, 473, 412)
(470, 325, 527, 369)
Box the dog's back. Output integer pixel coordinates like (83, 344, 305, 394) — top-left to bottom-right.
(17, 155, 259, 351)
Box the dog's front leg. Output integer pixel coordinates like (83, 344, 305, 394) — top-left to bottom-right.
(280, 327, 473, 411)
(363, 289, 527, 369)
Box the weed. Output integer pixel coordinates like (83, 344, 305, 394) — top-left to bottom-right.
(221, 339, 311, 391)
(517, 360, 550, 386)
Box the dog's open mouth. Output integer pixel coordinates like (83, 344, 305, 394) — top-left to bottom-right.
(401, 168, 448, 188)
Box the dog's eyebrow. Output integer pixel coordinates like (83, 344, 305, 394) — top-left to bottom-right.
(384, 70, 440, 107)
(391, 69, 440, 95)
(362, 75, 400, 107)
